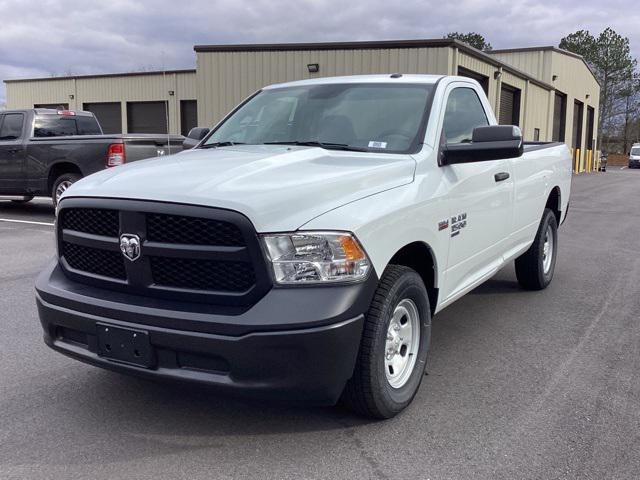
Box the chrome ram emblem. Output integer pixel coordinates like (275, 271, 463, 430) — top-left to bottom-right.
(120, 234, 141, 262)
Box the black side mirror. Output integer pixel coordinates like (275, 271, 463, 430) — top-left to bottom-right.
(182, 127, 210, 149)
(441, 125, 523, 165)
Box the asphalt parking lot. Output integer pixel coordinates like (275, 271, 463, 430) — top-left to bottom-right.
(1, 169, 639, 480)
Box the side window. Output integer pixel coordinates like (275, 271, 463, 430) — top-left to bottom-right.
(442, 88, 488, 144)
(76, 115, 102, 135)
(0, 113, 24, 140)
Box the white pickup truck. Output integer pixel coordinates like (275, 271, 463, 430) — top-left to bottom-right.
(36, 74, 571, 419)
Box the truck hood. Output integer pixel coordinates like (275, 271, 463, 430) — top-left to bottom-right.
(64, 145, 415, 232)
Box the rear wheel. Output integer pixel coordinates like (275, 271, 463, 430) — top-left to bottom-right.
(341, 265, 431, 419)
(52, 173, 81, 208)
(515, 208, 558, 290)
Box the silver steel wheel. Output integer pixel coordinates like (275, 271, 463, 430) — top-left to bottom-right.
(542, 224, 554, 274)
(55, 180, 73, 203)
(384, 298, 420, 389)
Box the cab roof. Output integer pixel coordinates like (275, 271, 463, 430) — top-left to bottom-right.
(263, 74, 445, 90)
(1, 108, 95, 116)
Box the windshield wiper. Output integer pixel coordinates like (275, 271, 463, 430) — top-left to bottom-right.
(263, 141, 368, 152)
(200, 141, 245, 148)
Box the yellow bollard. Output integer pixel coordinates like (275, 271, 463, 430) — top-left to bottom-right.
(586, 150, 589, 172)
(577, 149, 581, 172)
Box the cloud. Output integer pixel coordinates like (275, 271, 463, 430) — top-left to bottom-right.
(1, 0, 639, 104)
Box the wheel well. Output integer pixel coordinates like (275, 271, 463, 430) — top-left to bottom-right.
(546, 187, 562, 224)
(388, 242, 438, 315)
(48, 163, 82, 194)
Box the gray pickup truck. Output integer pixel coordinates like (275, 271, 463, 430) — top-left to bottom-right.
(0, 109, 184, 206)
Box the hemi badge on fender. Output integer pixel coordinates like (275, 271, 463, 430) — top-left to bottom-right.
(438, 220, 449, 231)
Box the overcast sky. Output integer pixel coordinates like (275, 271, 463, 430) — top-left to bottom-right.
(1, 0, 639, 104)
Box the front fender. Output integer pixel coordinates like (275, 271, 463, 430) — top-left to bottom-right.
(299, 182, 449, 292)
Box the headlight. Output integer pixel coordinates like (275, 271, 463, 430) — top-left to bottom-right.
(262, 232, 370, 284)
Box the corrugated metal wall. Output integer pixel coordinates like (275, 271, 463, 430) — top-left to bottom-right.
(5, 71, 196, 134)
(195, 48, 451, 126)
(5, 44, 600, 168)
(525, 84, 554, 142)
(195, 45, 559, 144)
(6, 78, 75, 108)
(489, 49, 600, 171)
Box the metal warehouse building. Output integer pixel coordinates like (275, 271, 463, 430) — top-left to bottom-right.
(4, 39, 600, 172)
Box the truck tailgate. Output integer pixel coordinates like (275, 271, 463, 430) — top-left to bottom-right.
(121, 134, 184, 162)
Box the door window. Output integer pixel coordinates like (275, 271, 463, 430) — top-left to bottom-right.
(0, 114, 24, 140)
(442, 88, 488, 144)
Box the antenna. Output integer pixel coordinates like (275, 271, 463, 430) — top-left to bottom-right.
(161, 51, 171, 155)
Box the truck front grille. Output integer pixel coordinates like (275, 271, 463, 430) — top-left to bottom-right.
(57, 200, 271, 308)
(61, 208, 119, 237)
(147, 213, 244, 246)
(150, 257, 255, 292)
(63, 242, 126, 280)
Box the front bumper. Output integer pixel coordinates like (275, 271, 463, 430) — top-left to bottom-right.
(629, 159, 640, 168)
(36, 261, 377, 405)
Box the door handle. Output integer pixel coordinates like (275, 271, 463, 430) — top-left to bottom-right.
(494, 172, 510, 182)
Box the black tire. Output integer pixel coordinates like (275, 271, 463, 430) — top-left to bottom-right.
(52, 173, 81, 208)
(10, 196, 34, 204)
(341, 265, 431, 419)
(515, 208, 558, 290)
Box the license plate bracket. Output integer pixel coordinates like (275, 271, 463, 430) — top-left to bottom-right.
(97, 323, 155, 368)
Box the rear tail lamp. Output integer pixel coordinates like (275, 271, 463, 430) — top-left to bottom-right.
(106, 143, 125, 167)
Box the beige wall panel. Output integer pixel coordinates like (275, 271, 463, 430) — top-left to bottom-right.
(458, 51, 495, 77)
(500, 71, 526, 91)
(490, 51, 550, 81)
(523, 83, 552, 141)
(196, 47, 451, 125)
(489, 49, 601, 166)
(7, 45, 599, 160)
(550, 53, 600, 167)
(5, 72, 196, 135)
(6, 78, 75, 109)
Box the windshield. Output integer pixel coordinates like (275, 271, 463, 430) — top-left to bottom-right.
(631, 147, 640, 156)
(203, 83, 433, 153)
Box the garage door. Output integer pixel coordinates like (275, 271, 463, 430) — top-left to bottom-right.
(127, 101, 168, 134)
(586, 106, 594, 150)
(499, 85, 520, 126)
(572, 100, 583, 150)
(180, 100, 198, 137)
(552, 93, 567, 142)
(84, 102, 122, 134)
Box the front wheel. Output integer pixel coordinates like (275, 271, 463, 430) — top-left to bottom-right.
(341, 265, 431, 419)
(515, 208, 558, 290)
(52, 173, 81, 208)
